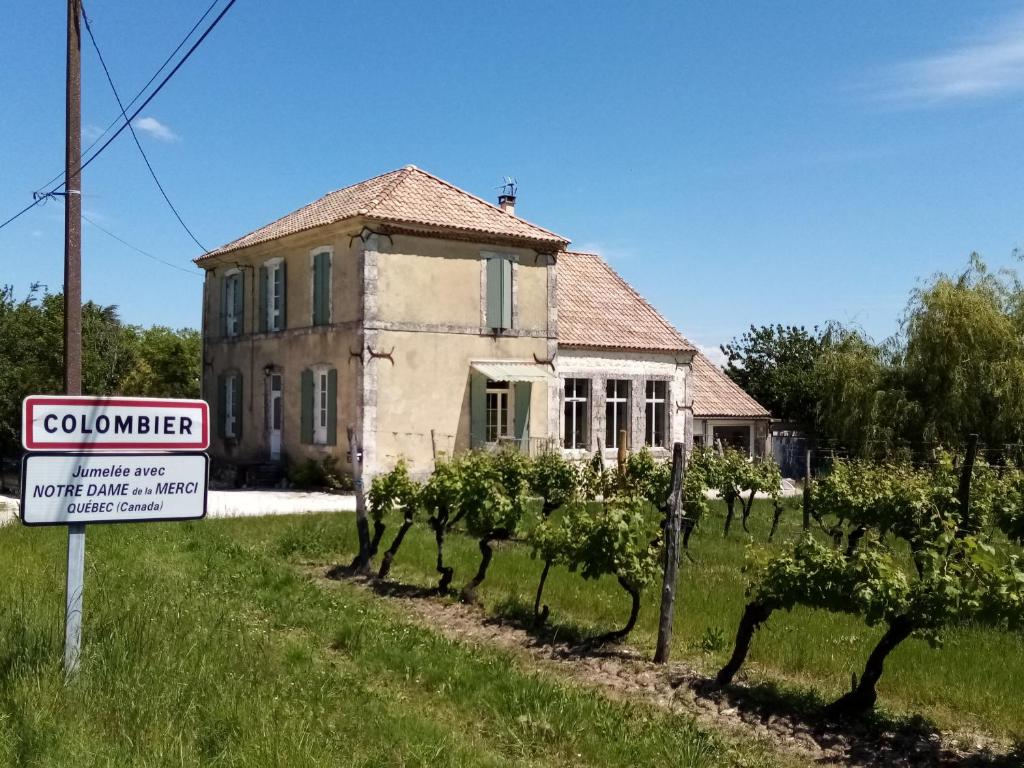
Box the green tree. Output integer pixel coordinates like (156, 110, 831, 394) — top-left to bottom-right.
(120, 326, 201, 398)
(721, 324, 823, 428)
(903, 254, 1024, 447)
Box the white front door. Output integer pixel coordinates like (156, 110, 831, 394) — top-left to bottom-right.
(269, 373, 283, 461)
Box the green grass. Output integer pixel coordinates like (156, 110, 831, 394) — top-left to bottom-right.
(277, 500, 1024, 740)
(0, 516, 784, 768)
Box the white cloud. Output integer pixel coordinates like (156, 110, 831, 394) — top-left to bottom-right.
(133, 116, 179, 142)
(874, 11, 1024, 106)
(697, 343, 729, 368)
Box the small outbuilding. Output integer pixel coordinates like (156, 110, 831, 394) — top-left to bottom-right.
(690, 352, 771, 457)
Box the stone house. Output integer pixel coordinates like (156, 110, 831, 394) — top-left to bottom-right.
(196, 166, 769, 480)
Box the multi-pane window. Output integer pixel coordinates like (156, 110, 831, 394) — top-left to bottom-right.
(314, 370, 329, 445)
(485, 254, 513, 330)
(223, 372, 241, 439)
(563, 378, 590, 449)
(605, 379, 630, 449)
(224, 271, 243, 337)
(644, 380, 667, 448)
(263, 259, 285, 332)
(486, 380, 513, 443)
(312, 250, 331, 326)
(301, 366, 336, 446)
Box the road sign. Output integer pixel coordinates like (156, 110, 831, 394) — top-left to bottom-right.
(22, 395, 209, 452)
(20, 452, 208, 526)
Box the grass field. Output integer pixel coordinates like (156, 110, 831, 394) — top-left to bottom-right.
(0, 513, 785, 768)
(275, 499, 1024, 741)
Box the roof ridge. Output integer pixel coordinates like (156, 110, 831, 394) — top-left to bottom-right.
(591, 254, 693, 349)
(401, 167, 568, 241)
(358, 165, 415, 216)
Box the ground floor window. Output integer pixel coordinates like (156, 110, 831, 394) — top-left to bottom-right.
(314, 369, 330, 444)
(486, 380, 513, 443)
(564, 378, 590, 449)
(644, 380, 667, 448)
(301, 366, 336, 446)
(713, 425, 750, 455)
(605, 379, 629, 448)
(220, 371, 242, 440)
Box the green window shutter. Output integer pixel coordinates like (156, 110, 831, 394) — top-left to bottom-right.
(501, 258, 513, 328)
(234, 272, 245, 334)
(280, 261, 288, 330)
(322, 253, 331, 323)
(513, 381, 531, 451)
(216, 373, 226, 438)
(470, 372, 486, 448)
(258, 266, 268, 333)
(313, 252, 330, 326)
(327, 368, 338, 445)
(485, 257, 502, 328)
(312, 257, 321, 325)
(233, 374, 243, 439)
(220, 277, 229, 337)
(300, 368, 314, 444)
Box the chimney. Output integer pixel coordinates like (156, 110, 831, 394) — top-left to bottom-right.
(498, 192, 516, 216)
(497, 177, 517, 216)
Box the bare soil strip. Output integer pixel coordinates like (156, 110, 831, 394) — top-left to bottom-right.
(310, 566, 1020, 768)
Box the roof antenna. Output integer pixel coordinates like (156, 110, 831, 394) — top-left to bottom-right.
(497, 176, 517, 215)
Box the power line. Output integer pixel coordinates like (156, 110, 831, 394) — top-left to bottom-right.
(0, 0, 238, 235)
(81, 2, 208, 252)
(81, 211, 201, 277)
(33, 0, 222, 196)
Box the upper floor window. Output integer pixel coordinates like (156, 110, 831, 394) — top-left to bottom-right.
(260, 258, 286, 332)
(645, 380, 667, 448)
(223, 270, 243, 337)
(311, 249, 332, 326)
(563, 378, 590, 449)
(484, 253, 513, 330)
(605, 379, 630, 449)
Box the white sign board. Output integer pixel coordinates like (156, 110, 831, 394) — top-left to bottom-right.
(20, 452, 208, 526)
(22, 396, 209, 452)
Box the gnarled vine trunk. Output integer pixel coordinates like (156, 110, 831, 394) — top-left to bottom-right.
(370, 520, 387, 557)
(716, 601, 774, 685)
(741, 490, 756, 533)
(378, 511, 414, 579)
(533, 560, 552, 626)
(823, 615, 914, 717)
(768, 501, 784, 542)
(429, 514, 454, 593)
(597, 576, 642, 643)
(723, 492, 737, 535)
(460, 535, 496, 603)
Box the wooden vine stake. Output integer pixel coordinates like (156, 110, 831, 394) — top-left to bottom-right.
(654, 442, 686, 663)
(802, 447, 812, 530)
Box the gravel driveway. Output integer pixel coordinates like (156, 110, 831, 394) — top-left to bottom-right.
(0, 490, 355, 527)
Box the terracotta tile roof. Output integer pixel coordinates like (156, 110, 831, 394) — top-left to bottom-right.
(556, 251, 695, 353)
(691, 352, 770, 419)
(197, 166, 569, 262)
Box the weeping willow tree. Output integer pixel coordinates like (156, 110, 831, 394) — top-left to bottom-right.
(814, 255, 1024, 457)
(903, 254, 1024, 448)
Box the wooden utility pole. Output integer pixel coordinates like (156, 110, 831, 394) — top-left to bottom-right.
(802, 447, 812, 530)
(63, 0, 85, 676)
(654, 442, 686, 663)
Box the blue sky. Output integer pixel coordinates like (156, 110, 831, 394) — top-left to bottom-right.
(2, 1, 1023, 362)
